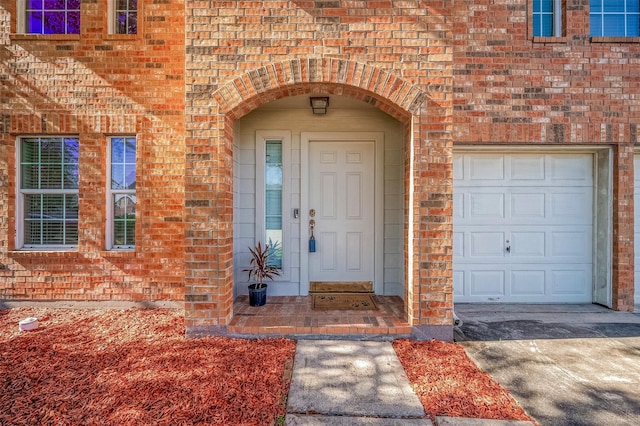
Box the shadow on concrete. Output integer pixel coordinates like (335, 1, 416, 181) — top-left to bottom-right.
(456, 320, 640, 342)
(456, 304, 640, 425)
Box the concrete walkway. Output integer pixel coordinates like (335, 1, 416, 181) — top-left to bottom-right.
(284, 340, 534, 426)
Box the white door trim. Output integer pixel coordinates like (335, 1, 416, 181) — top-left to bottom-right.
(300, 132, 385, 295)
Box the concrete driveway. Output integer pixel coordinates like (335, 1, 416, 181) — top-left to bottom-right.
(454, 304, 640, 426)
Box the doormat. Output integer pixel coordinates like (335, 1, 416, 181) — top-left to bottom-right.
(312, 293, 378, 311)
(310, 281, 373, 293)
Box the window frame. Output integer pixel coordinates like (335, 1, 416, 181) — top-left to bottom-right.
(106, 136, 137, 251)
(107, 0, 139, 35)
(255, 131, 291, 282)
(17, 0, 81, 35)
(532, 0, 563, 37)
(16, 136, 80, 251)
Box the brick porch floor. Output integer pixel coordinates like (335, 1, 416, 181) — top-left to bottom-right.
(228, 295, 412, 337)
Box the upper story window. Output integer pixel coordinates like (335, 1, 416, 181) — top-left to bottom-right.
(533, 0, 563, 37)
(108, 137, 137, 250)
(18, 137, 79, 249)
(21, 0, 81, 34)
(590, 0, 640, 36)
(108, 0, 138, 34)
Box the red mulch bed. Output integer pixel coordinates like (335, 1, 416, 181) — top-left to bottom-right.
(2, 308, 534, 425)
(0, 308, 296, 426)
(393, 339, 535, 423)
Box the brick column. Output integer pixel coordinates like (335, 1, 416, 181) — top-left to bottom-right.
(612, 144, 635, 311)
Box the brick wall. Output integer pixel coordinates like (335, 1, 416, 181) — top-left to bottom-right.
(2, 0, 634, 321)
(452, 0, 640, 143)
(0, 0, 186, 301)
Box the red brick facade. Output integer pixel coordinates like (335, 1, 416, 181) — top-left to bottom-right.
(1, 1, 638, 338)
(0, 0, 185, 301)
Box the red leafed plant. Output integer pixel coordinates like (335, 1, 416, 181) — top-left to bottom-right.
(244, 241, 281, 288)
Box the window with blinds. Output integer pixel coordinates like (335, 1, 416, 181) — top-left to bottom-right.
(590, 0, 639, 36)
(19, 137, 79, 248)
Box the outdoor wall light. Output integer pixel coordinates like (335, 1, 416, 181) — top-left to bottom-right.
(310, 97, 330, 115)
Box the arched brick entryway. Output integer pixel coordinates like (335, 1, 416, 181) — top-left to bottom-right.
(184, 58, 453, 340)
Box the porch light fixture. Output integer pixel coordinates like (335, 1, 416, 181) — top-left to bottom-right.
(310, 97, 330, 115)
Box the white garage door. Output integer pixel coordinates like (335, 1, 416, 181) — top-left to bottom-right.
(634, 155, 640, 303)
(454, 153, 594, 303)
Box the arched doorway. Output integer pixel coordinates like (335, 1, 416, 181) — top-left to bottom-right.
(183, 59, 454, 341)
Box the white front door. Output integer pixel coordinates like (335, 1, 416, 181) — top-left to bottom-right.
(307, 140, 375, 285)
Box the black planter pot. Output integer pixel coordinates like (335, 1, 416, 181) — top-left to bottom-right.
(248, 283, 268, 307)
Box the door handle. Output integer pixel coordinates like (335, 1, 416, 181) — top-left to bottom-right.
(506, 239, 510, 253)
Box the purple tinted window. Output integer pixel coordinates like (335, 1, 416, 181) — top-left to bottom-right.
(25, 0, 80, 34)
(44, 0, 65, 8)
(115, 0, 137, 34)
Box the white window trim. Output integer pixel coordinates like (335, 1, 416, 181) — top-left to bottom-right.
(16, 136, 79, 251)
(16, 0, 25, 33)
(255, 130, 291, 282)
(553, 0, 562, 36)
(106, 136, 136, 250)
(107, 0, 116, 34)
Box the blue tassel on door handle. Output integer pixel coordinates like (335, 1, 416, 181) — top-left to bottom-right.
(309, 235, 316, 252)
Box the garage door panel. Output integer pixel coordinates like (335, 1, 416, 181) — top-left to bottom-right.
(510, 156, 545, 180)
(551, 269, 590, 297)
(470, 232, 506, 258)
(550, 192, 592, 222)
(470, 270, 505, 297)
(470, 193, 504, 219)
(510, 232, 545, 257)
(454, 152, 593, 303)
(456, 188, 591, 226)
(454, 264, 593, 302)
(511, 270, 545, 296)
(453, 271, 465, 296)
(456, 153, 593, 187)
(548, 155, 592, 183)
(453, 192, 464, 219)
(469, 156, 505, 181)
(453, 232, 465, 257)
(511, 193, 545, 218)
(550, 230, 592, 259)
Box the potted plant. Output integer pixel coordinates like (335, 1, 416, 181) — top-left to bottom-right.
(244, 241, 281, 306)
